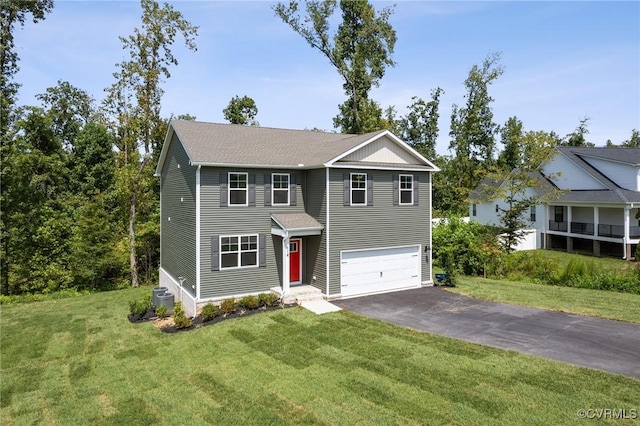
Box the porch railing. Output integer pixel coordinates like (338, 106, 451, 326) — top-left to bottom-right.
(548, 221, 567, 232)
(571, 222, 594, 235)
(598, 224, 624, 238)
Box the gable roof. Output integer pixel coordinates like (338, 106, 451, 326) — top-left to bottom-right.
(155, 120, 439, 175)
(559, 146, 640, 166)
(556, 147, 640, 203)
(470, 147, 640, 204)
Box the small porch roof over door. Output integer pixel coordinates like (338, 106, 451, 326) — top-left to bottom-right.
(271, 213, 324, 237)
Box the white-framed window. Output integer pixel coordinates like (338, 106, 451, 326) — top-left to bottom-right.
(399, 174, 413, 205)
(530, 205, 536, 222)
(272, 173, 290, 205)
(350, 173, 367, 205)
(228, 172, 248, 206)
(220, 235, 258, 269)
(472, 203, 477, 217)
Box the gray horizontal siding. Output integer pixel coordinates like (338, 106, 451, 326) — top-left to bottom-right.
(303, 168, 327, 292)
(328, 169, 432, 295)
(160, 134, 197, 296)
(199, 168, 306, 298)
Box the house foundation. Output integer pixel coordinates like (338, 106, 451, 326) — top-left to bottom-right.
(567, 236, 573, 253)
(593, 240, 600, 257)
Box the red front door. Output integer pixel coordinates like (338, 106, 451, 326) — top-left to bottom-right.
(289, 238, 301, 283)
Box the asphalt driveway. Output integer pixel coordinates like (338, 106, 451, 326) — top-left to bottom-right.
(338, 287, 640, 380)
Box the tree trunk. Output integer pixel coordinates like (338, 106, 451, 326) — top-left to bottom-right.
(129, 191, 139, 287)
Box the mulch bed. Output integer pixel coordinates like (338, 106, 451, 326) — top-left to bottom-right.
(129, 304, 297, 332)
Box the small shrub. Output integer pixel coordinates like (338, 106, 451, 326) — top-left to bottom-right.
(201, 303, 220, 322)
(173, 302, 193, 329)
(220, 298, 237, 315)
(129, 299, 148, 317)
(238, 295, 260, 310)
(155, 305, 167, 318)
(258, 292, 279, 307)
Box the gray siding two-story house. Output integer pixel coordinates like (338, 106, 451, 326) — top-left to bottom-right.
(155, 120, 439, 316)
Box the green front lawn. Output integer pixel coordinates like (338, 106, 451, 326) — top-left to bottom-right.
(450, 276, 640, 324)
(2, 287, 639, 425)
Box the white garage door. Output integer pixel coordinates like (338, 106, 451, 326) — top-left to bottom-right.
(340, 245, 421, 297)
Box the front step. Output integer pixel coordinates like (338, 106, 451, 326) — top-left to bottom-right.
(270, 285, 324, 305)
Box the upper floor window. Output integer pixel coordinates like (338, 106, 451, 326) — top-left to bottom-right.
(530, 205, 536, 222)
(229, 172, 248, 205)
(472, 203, 477, 217)
(399, 174, 413, 205)
(272, 173, 290, 205)
(351, 173, 367, 205)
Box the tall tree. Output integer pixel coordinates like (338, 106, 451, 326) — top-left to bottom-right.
(562, 117, 593, 147)
(621, 129, 640, 147)
(497, 116, 524, 171)
(396, 89, 443, 159)
(0, 0, 54, 129)
(0, 0, 54, 292)
(479, 130, 559, 252)
(448, 52, 504, 206)
(223, 95, 259, 125)
(274, 0, 396, 134)
(104, 0, 198, 287)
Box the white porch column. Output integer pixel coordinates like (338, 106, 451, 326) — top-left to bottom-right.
(624, 206, 630, 243)
(594, 206, 599, 236)
(567, 205, 572, 233)
(282, 236, 290, 295)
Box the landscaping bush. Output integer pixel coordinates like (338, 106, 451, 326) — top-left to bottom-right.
(129, 295, 152, 317)
(432, 216, 501, 276)
(220, 298, 237, 315)
(201, 303, 220, 322)
(238, 295, 260, 310)
(173, 302, 193, 329)
(155, 305, 167, 318)
(258, 292, 279, 307)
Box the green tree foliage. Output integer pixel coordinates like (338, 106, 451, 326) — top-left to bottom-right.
(274, 0, 396, 134)
(388, 89, 443, 160)
(448, 52, 504, 208)
(223, 95, 259, 125)
(432, 217, 500, 276)
(497, 116, 524, 172)
(0, 0, 54, 130)
(621, 129, 640, 147)
(104, 0, 197, 287)
(562, 117, 594, 147)
(478, 129, 559, 253)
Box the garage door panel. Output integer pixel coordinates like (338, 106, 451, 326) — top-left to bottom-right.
(340, 245, 421, 297)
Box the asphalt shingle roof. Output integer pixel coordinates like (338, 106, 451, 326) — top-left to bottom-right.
(469, 147, 640, 204)
(170, 120, 386, 167)
(271, 213, 324, 232)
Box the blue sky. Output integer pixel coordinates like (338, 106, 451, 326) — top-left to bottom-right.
(14, 0, 640, 155)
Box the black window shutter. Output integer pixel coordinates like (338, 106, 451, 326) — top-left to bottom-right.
(258, 234, 266, 268)
(367, 174, 373, 206)
(248, 173, 256, 207)
(220, 173, 228, 207)
(211, 235, 220, 271)
(343, 173, 350, 206)
(392, 175, 399, 206)
(289, 173, 297, 206)
(413, 175, 419, 206)
(264, 173, 271, 206)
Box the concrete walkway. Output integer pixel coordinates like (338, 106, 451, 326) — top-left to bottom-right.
(339, 287, 640, 380)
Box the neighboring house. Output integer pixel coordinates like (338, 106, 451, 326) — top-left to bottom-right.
(469, 147, 640, 259)
(155, 120, 439, 316)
